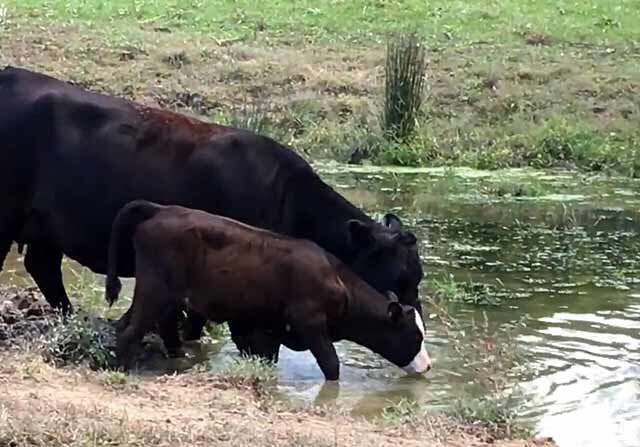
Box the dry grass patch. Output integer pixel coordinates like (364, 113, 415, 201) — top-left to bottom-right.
(0, 351, 554, 447)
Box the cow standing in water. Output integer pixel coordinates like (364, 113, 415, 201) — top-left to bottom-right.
(105, 201, 432, 380)
(0, 66, 424, 359)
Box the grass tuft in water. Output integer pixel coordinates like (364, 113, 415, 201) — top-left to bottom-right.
(379, 398, 424, 425)
(429, 274, 501, 306)
(450, 390, 532, 438)
(428, 298, 531, 438)
(213, 356, 277, 394)
(482, 180, 547, 198)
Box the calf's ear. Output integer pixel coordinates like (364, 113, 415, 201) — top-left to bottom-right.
(348, 219, 373, 248)
(387, 301, 403, 324)
(387, 291, 399, 302)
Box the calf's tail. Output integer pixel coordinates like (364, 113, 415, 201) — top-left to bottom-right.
(105, 200, 162, 306)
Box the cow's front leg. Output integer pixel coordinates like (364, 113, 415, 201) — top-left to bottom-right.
(24, 243, 73, 314)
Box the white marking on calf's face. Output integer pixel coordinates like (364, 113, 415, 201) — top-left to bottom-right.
(402, 309, 432, 375)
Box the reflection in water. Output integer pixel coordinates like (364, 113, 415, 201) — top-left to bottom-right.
(2, 166, 640, 447)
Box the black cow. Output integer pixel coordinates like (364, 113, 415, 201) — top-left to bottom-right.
(106, 200, 432, 380)
(0, 66, 424, 359)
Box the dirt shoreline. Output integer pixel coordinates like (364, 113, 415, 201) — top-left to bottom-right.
(0, 287, 555, 447)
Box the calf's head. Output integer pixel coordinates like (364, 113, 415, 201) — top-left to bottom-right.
(347, 214, 424, 313)
(353, 292, 432, 376)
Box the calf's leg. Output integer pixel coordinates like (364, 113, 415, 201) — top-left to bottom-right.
(24, 244, 73, 314)
(245, 327, 281, 362)
(229, 321, 280, 362)
(116, 272, 172, 369)
(181, 310, 207, 341)
(228, 320, 252, 354)
(307, 335, 339, 381)
(119, 304, 187, 358)
(157, 304, 184, 358)
(294, 319, 339, 380)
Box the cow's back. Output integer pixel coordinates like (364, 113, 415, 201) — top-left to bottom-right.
(0, 66, 133, 128)
(0, 66, 318, 277)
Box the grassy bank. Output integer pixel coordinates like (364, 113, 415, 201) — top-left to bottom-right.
(0, 286, 552, 447)
(1, 1, 638, 174)
(0, 350, 554, 447)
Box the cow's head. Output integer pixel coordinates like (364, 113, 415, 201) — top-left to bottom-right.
(347, 213, 424, 314)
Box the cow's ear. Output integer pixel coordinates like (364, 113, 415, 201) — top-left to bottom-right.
(392, 231, 417, 247)
(387, 291, 399, 302)
(403, 232, 417, 246)
(387, 302, 403, 324)
(382, 213, 402, 231)
(348, 219, 373, 248)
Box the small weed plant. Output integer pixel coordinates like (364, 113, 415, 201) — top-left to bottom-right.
(42, 312, 116, 370)
(429, 274, 501, 306)
(380, 398, 424, 425)
(214, 355, 276, 389)
(428, 297, 531, 438)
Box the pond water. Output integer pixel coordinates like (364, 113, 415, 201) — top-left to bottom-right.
(2, 165, 639, 447)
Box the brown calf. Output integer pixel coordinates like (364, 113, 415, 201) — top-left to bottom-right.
(106, 201, 431, 380)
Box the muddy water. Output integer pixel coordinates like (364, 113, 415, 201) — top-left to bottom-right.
(2, 165, 639, 447)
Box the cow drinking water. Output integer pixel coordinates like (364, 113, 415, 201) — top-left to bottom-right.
(0, 66, 424, 360)
(105, 200, 431, 380)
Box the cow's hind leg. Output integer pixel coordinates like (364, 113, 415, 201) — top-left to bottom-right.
(24, 243, 73, 314)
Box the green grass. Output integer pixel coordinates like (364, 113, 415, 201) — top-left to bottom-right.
(427, 298, 531, 438)
(213, 356, 277, 390)
(42, 312, 117, 370)
(1, 1, 638, 174)
(428, 275, 502, 306)
(379, 398, 424, 425)
(6, 0, 640, 45)
(101, 370, 128, 388)
(450, 391, 532, 439)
